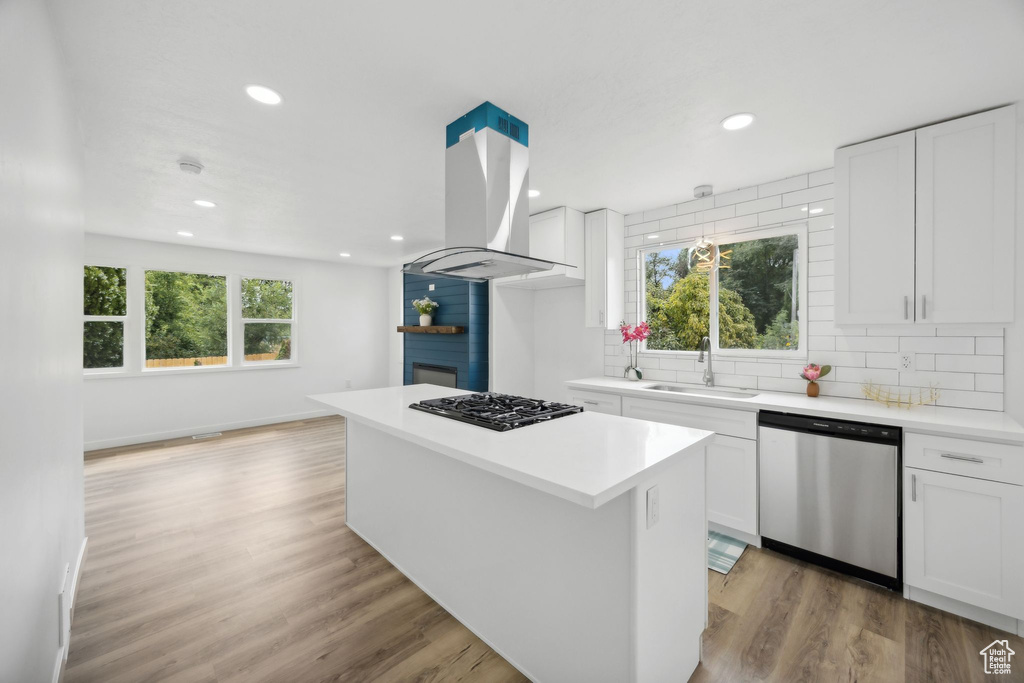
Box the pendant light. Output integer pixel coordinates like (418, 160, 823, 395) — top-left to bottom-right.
(690, 185, 715, 271)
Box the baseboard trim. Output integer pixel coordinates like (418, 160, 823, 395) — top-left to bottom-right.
(83, 410, 331, 451)
(906, 585, 1020, 634)
(54, 537, 88, 683)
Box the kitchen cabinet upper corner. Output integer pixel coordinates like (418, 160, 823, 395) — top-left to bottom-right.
(584, 209, 625, 329)
(835, 105, 1016, 326)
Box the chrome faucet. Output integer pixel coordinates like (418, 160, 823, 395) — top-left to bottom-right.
(698, 336, 714, 387)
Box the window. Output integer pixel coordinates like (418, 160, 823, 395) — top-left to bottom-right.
(144, 271, 228, 368)
(241, 278, 293, 362)
(83, 266, 127, 369)
(642, 228, 804, 355)
(83, 265, 297, 375)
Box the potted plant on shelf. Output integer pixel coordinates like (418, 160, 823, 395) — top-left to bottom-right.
(620, 321, 651, 381)
(413, 296, 439, 326)
(801, 363, 831, 397)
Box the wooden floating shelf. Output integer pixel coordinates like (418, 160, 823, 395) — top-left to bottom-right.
(397, 325, 465, 334)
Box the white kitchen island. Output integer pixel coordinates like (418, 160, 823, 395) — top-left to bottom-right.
(309, 384, 713, 683)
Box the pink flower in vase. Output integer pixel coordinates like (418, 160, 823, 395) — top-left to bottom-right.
(800, 363, 831, 382)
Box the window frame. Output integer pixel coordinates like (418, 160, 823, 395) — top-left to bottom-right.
(83, 264, 299, 379)
(238, 276, 298, 367)
(637, 224, 808, 360)
(83, 263, 129, 375)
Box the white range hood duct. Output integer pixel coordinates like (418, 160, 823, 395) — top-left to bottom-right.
(403, 102, 572, 282)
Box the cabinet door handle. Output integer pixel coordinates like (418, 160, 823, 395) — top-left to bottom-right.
(921, 295, 927, 320)
(911, 473, 917, 502)
(582, 400, 599, 406)
(904, 296, 909, 320)
(941, 453, 984, 464)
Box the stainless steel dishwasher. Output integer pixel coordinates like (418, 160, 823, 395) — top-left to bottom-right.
(758, 411, 901, 590)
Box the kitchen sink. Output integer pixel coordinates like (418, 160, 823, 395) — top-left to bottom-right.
(646, 384, 759, 400)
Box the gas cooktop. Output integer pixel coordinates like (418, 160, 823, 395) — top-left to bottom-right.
(409, 392, 584, 432)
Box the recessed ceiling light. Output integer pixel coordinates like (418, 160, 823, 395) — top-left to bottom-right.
(646, 234, 660, 239)
(177, 231, 194, 237)
(245, 84, 282, 105)
(390, 235, 404, 241)
(721, 113, 755, 131)
(528, 189, 540, 198)
(193, 199, 216, 208)
(809, 208, 823, 214)
(339, 252, 351, 257)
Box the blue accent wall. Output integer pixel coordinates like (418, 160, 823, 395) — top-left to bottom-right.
(445, 101, 529, 149)
(404, 274, 488, 392)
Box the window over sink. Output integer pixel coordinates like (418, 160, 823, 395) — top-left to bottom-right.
(640, 226, 806, 357)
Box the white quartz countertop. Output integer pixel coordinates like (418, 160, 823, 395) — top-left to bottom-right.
(309, 384, 713, 509)
(567, 377, 1024, 443)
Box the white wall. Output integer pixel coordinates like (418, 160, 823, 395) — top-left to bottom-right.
(83, 235, 391, 449)
(0, 1, 87, 680)
(1004, 110, 1024, 424)
(609, 169, 1010, 412)
(533, 287, 606, 401)
(489, 283, 537, 396)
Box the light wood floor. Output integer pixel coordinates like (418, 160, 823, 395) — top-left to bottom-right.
(68, 417, 1022, 682)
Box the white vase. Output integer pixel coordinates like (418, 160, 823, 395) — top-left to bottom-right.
(419, 314, 432, 326)
(625, 367, 642, 381)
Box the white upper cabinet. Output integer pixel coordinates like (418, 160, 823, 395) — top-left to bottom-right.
(498, 207, 585, 289)
(834, 105, 1016, 326)
(835, 131, 917, 325)
(916, 107, 1016, 324)
(584, 209, 625, 329)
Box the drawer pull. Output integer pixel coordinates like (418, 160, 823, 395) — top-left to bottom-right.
(911, 473, 917, 502)
(582, 400, 600, 406)
(940, 453, 984, 464)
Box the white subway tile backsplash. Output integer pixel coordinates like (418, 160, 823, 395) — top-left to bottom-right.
(714, 186, 758, 207)
(782, 184, 834, 207)
(712, 214, 759, 233)
(900, 337, 974, 354)
(702, 205, 736, 222)
(808, 168, 835, 187)
(735, 196, 782, 216)
(643, 205, 676, 222)
(935, 354, 1003, 374)
(605, 166, 1005, 412)
(758, 175, 807, 198)
(900, 371, 975, 391)
(808, 245, 834, 262)
(936, 390, 1003, 411)
(835, 336, 899, 352)
(759, 205, 809, 226)
(976, 337, 1004, 355)
(660, 213, 695, 230)
(865, 353, 898, 369)
(975, 374, 1004, 392)
(807, 260, 834, 277)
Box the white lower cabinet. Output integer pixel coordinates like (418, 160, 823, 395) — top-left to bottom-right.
(706, 435, 758, 536)
(568, 389, 621, 416)
(622, 396, 758, 536)
(904, 466, 1024, 618)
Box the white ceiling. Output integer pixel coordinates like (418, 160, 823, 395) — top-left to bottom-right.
(51, 0, 1024, 266)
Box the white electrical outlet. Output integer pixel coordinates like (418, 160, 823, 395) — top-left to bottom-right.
(428, 284, 435, 291)
(898, 353, 915, 372)
(646, 485, 660, 529)
(345, 379, 352, 389)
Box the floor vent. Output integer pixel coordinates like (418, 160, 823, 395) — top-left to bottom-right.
(192, 432, 222, 440)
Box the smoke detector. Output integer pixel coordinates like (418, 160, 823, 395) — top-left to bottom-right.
(179, 160, 204, 175)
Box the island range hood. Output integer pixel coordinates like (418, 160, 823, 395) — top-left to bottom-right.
(403, 102, 572, 282)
